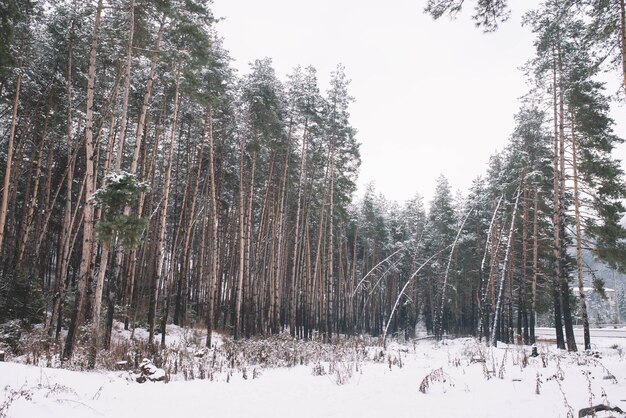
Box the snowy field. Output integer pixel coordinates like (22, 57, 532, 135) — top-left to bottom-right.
(1, 328, 626, 418)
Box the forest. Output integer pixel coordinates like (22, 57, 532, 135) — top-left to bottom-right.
(0, 0, 626, 371)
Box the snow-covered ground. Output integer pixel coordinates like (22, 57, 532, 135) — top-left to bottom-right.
(1, 331, 626, 418)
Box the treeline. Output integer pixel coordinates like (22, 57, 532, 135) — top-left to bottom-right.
(362, 0, 626, 349)
(0, 0, 363, 364)
(0, 0, 625, 367)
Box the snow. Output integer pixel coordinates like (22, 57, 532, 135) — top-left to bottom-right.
(1, 335, 625, 418)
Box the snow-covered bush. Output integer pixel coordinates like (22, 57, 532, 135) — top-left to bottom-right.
(134, 358, 166, 383)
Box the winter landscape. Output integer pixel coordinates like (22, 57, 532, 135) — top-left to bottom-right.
(1, 323, 625, 418)
(2, 0, 626, 417)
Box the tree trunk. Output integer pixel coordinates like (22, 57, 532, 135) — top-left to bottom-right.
(326, 142, 335, 341)
(289, 119, 308, 336)
(619, 0, 626, 89)
(0, 66, 22, 255)
(114, 0, 135, 171)
(571, 117, 591, 350)
(557, 41, 577, 352)
(63, 0, 104, 360)
(479, 195, 503, 341)
(205, 105, 219, 347)
(88, 242, 109, 367)
(17, 95, 51, 265)
(530, 187, 539, 345)
(491, 187, 521, 347)
(551, 52, 565, 350)
(520, 184, 529, 344)
(148, 68, 180, 344)
(437, 206, 473, 338)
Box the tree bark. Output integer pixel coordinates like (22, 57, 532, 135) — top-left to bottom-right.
(557, 40, 577, 352)
(491, 186, 521, 347)
(551, 52, 565, 350)
(114, 0, 135, 171)
(148, 68, 180, 344)
(289, 119, 308, 336)
(0, 66, 22, 255)
(619, 0, 626, 89)
(205, 105, 219, 347)
(530, 187, 539, 344)
(479, 195, 503, 341)
(17, 95, 51, 265)
(571, 117, 591, 350)
(63, 0, 104, 360)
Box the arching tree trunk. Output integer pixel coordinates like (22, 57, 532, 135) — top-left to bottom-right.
(491, 187, 521, 347)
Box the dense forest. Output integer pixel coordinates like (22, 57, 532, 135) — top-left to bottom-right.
(0, 0, 625, 368)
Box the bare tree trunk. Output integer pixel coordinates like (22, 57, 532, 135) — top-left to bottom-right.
(479, 195, 503, 341)
(63, 0, 104, 360)
(148, 68, 180, 344)
(130, 19, 164, 176)
(326, 143, 335, 341)
(234, 134, 247, 340)
(619, 0, 626, 88)
(491, 187, 521, 347)
(88, 242, 109, 367)
(289, 119, 308, 336)
(571, 118, 591, 350)
(551, 53, 565, 350)
(205, 105, 219, 347)
(557, 41, 577, 352)
(114, 0, 135, 170)
(313, 145, 332, 341)
(17, 95, 51, 265)
(530, 187, 539, 345)
(436, 206, 473, 338)
(0, 66, 22, 255)
(176, 114, 206, 328)
(49, 111, 80, 339)
(244, 151, 256, 336)
(520, 184, 529, 344)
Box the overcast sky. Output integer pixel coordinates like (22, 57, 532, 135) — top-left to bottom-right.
(210, 0, 626, 205)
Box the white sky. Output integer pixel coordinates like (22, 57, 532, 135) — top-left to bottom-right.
(210, 0, 626, 204)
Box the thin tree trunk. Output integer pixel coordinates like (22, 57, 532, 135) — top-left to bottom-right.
(551, 52, 565, 350)
(491, 187, 521, 347)
(17, 95, 51, 265)
(326, 143, 335, 341)
(619, 0, 626, 89)
(88, 242, 109, 367)
(130, 19, 164, 176)
(63, 0, 104, 360)
(148, 68, 180, 344)
(205, 105, 219, 347)
(289, 119, 308, 336)
(521, 184, 529, 344)
(0, 66, 22, 255)
(234, 133, 247, 340)
(114, 0, 135, 170)
(479, 194, 503, 341)
(531, 187, 539, 345)
(557, 40, 577, 352)
(571, 118, 591, 350)
(436, 206, 473, 338)
(176, 114, 206, 327)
